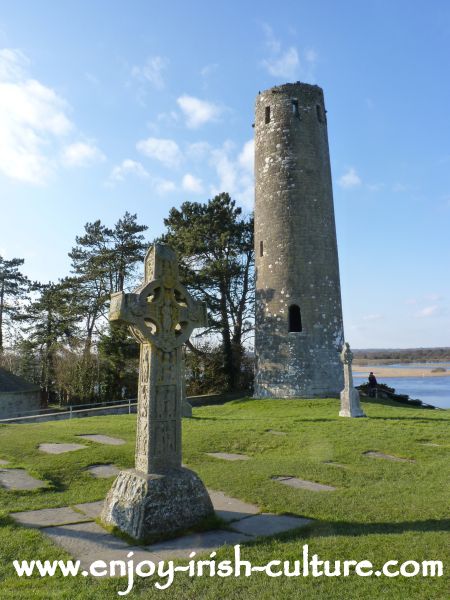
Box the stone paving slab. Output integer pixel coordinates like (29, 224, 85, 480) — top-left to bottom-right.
(78, 434, 126, 446)
(363, 451, 415, 463)
(39, 443, 86, 454)
(11, 507, 92, 528)
(147, 529, 252, 559)
(231, 513, 312, 537)
(42, 521, 159, 570)
(0, 459, 9, 465)
(273, 476, 336, 492)
(206, 452, 250, 461)
(21, 489, 314, 572)
(75, 500, 104, 519)
(208, 490, 260, 522)
(87, 464, 120, 478)
(266, 430, 287, 436)
(0, 468, 46, 490)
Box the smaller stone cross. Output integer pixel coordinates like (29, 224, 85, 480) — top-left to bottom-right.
(339, 342, 366, 418)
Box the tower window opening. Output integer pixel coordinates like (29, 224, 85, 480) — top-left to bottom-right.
(291, 99, 299, 117)
(260, 240, 264, 257)
(316, 104, 324, 123)
(289, 305, 302, 332)
(265, 106, 271, 124)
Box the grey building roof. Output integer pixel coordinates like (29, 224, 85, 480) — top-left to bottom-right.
(0, 368, 40, 393)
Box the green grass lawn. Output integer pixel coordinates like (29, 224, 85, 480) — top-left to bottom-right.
(0, 397, 448, 599)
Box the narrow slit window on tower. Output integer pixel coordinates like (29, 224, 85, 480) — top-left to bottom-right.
(288, 304, 302, 332)
(291, 99, 299, 117)
(260, 240, 264, 257)
(316, 104, 324, 123)
(265, 106, 271, 124)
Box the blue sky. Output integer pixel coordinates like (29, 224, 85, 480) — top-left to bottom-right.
(0, 0, 449, 348)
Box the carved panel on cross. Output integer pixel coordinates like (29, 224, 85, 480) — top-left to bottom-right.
(157, 349, 177, 384)
(153, 421, 177, 457)
(154, 385, 177, 420)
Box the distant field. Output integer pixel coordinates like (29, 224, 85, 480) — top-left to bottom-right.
(0, 397, 449, 599)
(353, 364, 450, 378)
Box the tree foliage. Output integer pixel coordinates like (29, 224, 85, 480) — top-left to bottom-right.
(0, 256, 30, 352)
(20, 281, 79, 401)
(68, 212, 148, 351)
(161, 193, 254, 391)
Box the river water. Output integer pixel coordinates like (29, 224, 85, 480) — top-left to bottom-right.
(354, 368, 450, 409)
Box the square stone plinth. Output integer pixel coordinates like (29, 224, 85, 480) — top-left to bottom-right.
(0, 468, 46, 490)
(14, 488, 314, 574)
(39, 443, 86, 454)
(78, 435, 126, 446)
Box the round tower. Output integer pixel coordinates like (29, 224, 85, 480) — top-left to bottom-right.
(254, 82, 344, 398)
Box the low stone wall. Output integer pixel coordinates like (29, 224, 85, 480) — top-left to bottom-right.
(0, 392, 249, 425)
(0, 390, 41, 420)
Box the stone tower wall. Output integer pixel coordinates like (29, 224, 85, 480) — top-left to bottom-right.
(254, 82, 344, 398)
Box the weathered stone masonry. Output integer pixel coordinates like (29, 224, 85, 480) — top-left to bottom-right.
(254, 82, 344, 398)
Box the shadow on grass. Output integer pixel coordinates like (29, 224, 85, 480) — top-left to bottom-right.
(307, 518, 450, 538)
(368, 416, 450, 422)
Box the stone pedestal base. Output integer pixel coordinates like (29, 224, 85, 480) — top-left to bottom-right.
(339, 388, 366, 418)
(101, 468, 214, 540)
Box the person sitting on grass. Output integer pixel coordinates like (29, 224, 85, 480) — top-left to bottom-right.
(368, 372, 378, 397)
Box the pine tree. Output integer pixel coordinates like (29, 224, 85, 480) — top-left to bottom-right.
(0, 256, 30, 353)
(161, 193, 254, 391)
(21, 281, 79, 402)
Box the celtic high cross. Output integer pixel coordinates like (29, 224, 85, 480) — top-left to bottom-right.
(109, 244, 207, 473)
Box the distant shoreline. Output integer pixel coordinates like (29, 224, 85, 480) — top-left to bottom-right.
(353, 365, 450, 378)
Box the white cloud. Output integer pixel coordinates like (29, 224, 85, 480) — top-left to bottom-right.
(155, 178, 176, 194)
(305, 49, 318, 65)
(424, 293, 442, 302)
(177, 95, 222, 128)
(107, 159, 176, 195)
(261, 25, 318, 81)
(262, 47, 300, 79)
(416, 305, 439, 318)
(131, 56, 168, 90)
(262, 23, 281, 54)
(136, 136, 183, 168)
(62, 141, 105, 167)
(338, 167, 362, 189)
(0, 48, 73, 184)
(238, 139, 254, 172)
(108, 159, 149, 183)
(210, 139, 254, 208)
(186, 141, 211, 161)
(362, 314, 383, 321)
(182, 173, 204, 194)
